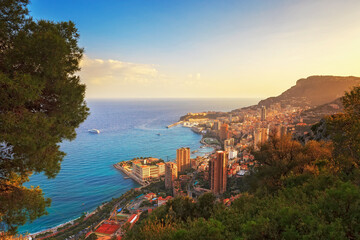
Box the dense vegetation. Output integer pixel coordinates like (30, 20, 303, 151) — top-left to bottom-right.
(0, 0, 88, 234)
(124, 86, 360, 240)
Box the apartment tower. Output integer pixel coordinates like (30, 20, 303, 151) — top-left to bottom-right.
(219, 123, 229, 141)
(165, 162, 178, 189)
(210, 151, 228, 195)
(261, 106, 267, 121)
(176, 147, 191, 172)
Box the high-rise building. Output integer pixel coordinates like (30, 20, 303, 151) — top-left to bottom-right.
(272, 124, 287, 139)
(176, 147, 191, 172)
(219, 123, 229, 141)
(261, 127, 269, 143)
(213, 120, 220, 130)
(253, 128, 262, 149)
(253, 127, 269, 149)
(261, 106, 267, 121)
(165, 162, 178, 189)
(210, 151, 228, 195)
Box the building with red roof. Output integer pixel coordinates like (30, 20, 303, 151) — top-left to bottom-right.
(95, 222, 121, 237)
(126, 214, 140, 229)
(158, 196, 172, 206)
(144, 192, 156, 200)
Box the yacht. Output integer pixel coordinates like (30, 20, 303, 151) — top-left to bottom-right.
(88, 129, 100, 134)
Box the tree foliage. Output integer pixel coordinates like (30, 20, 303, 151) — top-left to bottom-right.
(248, 134, 334, 193)
(325, 86, 360, 175)
(0, 0, 88, 234)
(87, 233, 98, 240)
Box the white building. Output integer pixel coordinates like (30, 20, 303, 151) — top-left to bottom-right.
(228, 149, 238, 159)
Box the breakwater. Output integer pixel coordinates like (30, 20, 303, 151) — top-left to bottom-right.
(167, 121, 183, 128)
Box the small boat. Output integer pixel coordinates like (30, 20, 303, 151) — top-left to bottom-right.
(88, 129, 100, 134)
(124, 176, 130, 179)
(156, 133, 161, 136)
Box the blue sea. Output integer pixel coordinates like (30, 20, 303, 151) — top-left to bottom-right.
(20, 98, 259, 234)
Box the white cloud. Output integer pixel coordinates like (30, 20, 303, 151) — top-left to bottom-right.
(79, 56, 181, 98)
(80, 55, 159, 86)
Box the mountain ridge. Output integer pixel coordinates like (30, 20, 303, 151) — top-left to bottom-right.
(257, 75, 360, 108)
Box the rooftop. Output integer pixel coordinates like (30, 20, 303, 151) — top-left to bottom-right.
(95, 223, 121, 235)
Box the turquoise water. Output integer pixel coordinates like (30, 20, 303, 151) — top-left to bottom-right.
(20, 98, 259, 234)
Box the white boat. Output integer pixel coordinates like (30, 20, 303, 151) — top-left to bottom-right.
(88, 129, 100, 134)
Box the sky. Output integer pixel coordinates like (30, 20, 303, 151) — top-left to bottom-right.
(29, 0, 360, 99)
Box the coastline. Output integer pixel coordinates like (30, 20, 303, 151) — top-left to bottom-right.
(20, 98, 252, 235)
(28, 205, 102, 239)
(24, 123, 210, 237)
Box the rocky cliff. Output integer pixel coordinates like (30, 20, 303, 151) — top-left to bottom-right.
(258, 75, 360, 108)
